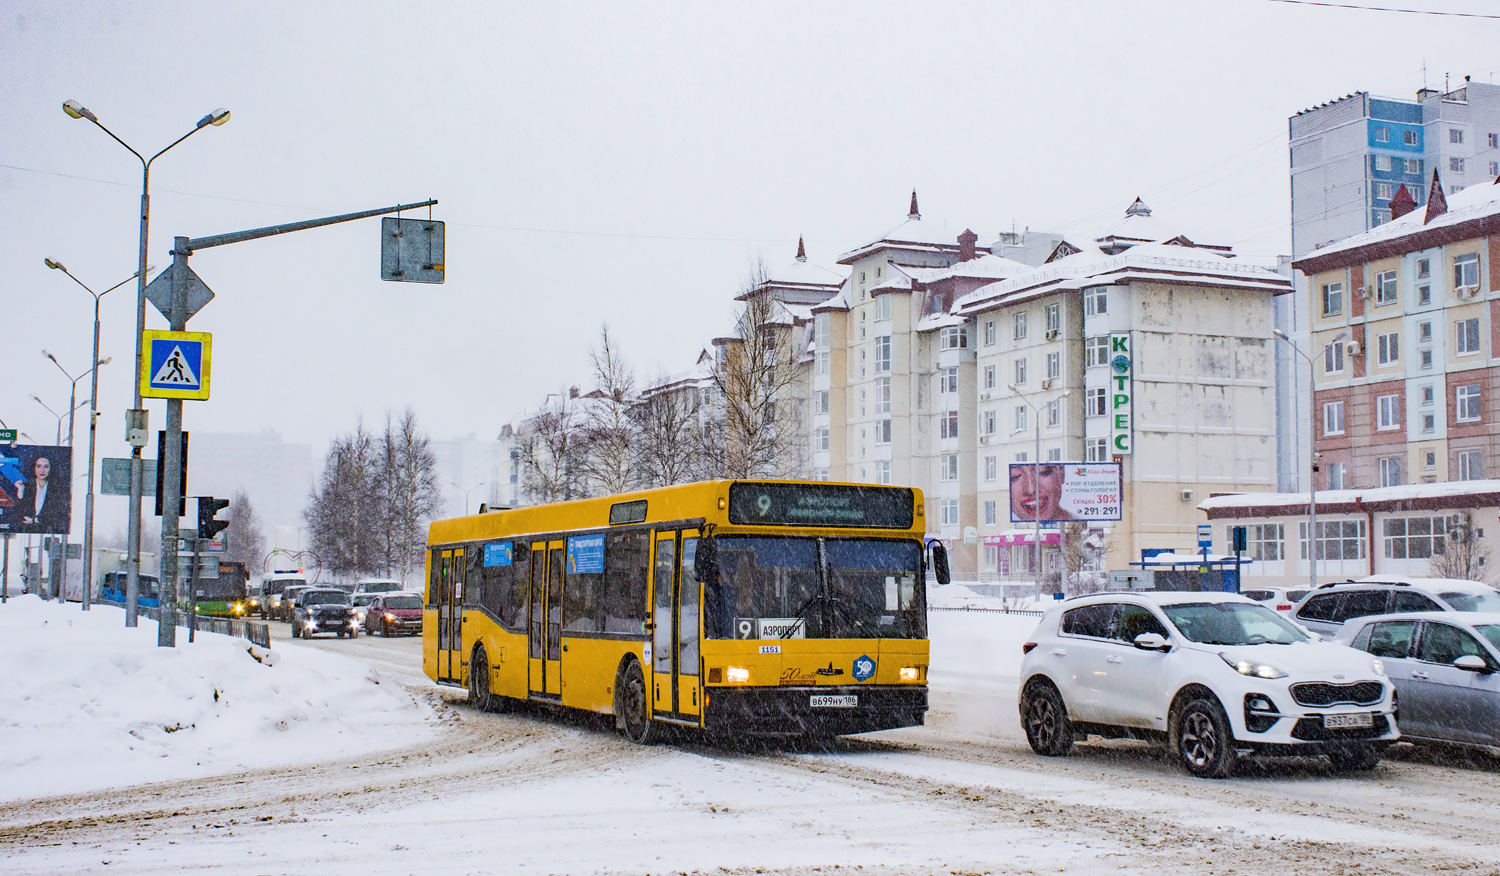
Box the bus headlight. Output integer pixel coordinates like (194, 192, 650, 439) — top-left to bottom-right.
(899, 666, 920, 681)
(725, 667, 750, 683)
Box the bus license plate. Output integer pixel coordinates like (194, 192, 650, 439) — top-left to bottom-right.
(810, 695, 857, 709)
(1323, 712, 1372, 729)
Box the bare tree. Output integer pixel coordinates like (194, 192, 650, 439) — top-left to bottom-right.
(305, 423, 381, 579)
(374, 408, 442, 583)
(634, 379, 706, 488)
(706, 260, 807, 479)
(224, 489, 267, 573)
(518, 392, 585, 504)
(576, 324, 640, 495)
(1059, 523, 1112, 597)
(1430, 516, 1492, 583)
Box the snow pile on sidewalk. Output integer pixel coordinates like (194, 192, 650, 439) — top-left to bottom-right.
(0, 595, 433, 802)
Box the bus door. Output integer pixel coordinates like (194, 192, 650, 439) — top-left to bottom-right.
(437, 548, 465, 684)
(528, 540, 564, 698)
(651, 529, 703, 720)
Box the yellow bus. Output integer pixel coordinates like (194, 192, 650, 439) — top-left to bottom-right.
(423, 479, 945, 742)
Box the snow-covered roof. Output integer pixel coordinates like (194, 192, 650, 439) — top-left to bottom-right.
(1296, 176, 1500, 273)
(1199, 479, 1500, 519)
(908, 252, 1032, 283)
(954, 242, 1290, 315)
(837, 193, 968, 264)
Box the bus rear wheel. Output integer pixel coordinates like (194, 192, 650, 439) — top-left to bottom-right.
(469, 646, 503, 713)
(616, 658, 660, 744)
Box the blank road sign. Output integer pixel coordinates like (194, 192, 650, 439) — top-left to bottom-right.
(140, 330, 212, 400)
(101, 458, 157, 496)
(381, 217, 445, 284)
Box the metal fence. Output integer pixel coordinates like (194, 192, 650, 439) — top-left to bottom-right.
(98, 599, 271, 648)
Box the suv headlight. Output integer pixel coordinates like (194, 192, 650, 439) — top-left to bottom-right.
(1220, 653, 1287, 679)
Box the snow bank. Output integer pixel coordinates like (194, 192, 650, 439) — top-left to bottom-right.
(0, 595, 433, 802)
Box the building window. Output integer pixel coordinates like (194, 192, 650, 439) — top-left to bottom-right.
(982, 409, 995, 436)
(814, 427, 830, 452)
(1014, 311, 1028, 340)
(1422, 413, 1435, 434)
(1451, 157, 1466, 174)
(875, 460, 891, 484)
(1045, 303, 1061, 334)
(983, 320, 996, 346)
(1406, 158, 1421, 174)
(1383, 516, 1449, 559)
(1086, 437, 1108, 462)
(941, 366, 959, 393)
(874, 335, 891, 372)
(1323, 400, 1345, 435)
(1087, 387, 1107, 417)
(859, 311, 868, 341)
(1457, 384, 1482, 422)
(1047, 399, 1061, 428)
(874, 378, 890, 414)
(1326, 461, 1346, 490)
(984, 455, 997, 481)
(940, 326, 967, 350)
(983, 500, 997, 526)
(1047, 447, 1061, 462)
(1379, 456, 1402, 486)
(1420, 349, 1434, 369)
(940, 499, 959, 526)
(941, 410, 959, 439)
(1418, 284, 1432, 305)
(814, 313, 830, 349)
(1377, 332, 1399, 365)
(816, 351, 830, 375)
(1014, 358, 1028, 386)
(983, 364, 996, 390)
(1418, 321, 1432, 343)
(1375, 181, 1393, 199)
(875, 418, 892, 445)
(1301, 519, 1367, 560)
(941, 454, 959, 481)
(1458, 449, 1484, 481)
(873, 295, 891, 321)
(1046, 351, 1061, 380)
(1457, 318, 1481, 355)
(1454, 253, 1480, 290)
(1450, 128, 1465, 144)
(1324, 341, 1345, 373)
(1375, 270, 1398, 305)
(1374, 126, 1390, 143)
(1425, 450, 1437, 471)
(1491, 133, 1499, 148)
(1084, 287, 1107, 316)
(1377, 394, 1401, 430)
(1321, 282, 1344, 316)
(1014, 405, 1028, 431)
(1243, 523, 1284, 561)
(1421, 384, 1434, 406)
(1085, 336, 1109, 367)
(1403, 130, 1418, 146)
(1375, 155, 1393, 173)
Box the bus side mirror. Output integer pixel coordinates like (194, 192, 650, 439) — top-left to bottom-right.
(694, 536, 718, 584)
(931, 543, 950, 585)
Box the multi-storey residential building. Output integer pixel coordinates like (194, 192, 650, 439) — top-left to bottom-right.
(957, 202, 1292, 577)
(1293, 175, 1500, 490)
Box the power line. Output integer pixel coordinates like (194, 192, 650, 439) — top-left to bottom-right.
(1260, 0, 1500, 19)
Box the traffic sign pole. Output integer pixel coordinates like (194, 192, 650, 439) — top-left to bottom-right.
(157, 237, 192, 647)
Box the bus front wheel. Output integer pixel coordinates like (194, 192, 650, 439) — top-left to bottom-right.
(468, 645, 505, 713)
(616, 658, 660, 745)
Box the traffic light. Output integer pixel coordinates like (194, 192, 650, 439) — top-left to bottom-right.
(197, 496, 230, 540)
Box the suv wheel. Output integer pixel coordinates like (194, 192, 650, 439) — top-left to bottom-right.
(1172, 697, 1238, 779)
(1021, 681, 1074, 756)
(1327, 743, 1380, 773)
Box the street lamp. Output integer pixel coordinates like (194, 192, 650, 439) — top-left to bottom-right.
(1008, 384, 1071, 594)
(33, 378, 98, 603)
(46, 260, 139, 611)
(1273, 328, 1345, 591)
(452, 481, 486, 517)
(63, 98, 229, 628)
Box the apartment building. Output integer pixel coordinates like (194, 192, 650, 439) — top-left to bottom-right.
(956, 202, 1292, 576)
(1293, 175, 1500, 490)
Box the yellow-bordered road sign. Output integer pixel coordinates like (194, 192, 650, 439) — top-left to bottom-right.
(140, 330, 212, 400)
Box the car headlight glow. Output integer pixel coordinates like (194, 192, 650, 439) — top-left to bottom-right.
(1220, 653, 1287, 679)
(725, 666, 750, 683)
(899, 666, 920, 681)
(1371, 658, 1386, 677)
(385, 613, 397, 621)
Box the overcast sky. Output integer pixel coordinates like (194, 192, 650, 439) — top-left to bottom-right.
(4, 0, 1499, 529)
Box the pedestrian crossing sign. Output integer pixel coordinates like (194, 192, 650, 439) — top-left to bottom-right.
(140, 330, 212, 400)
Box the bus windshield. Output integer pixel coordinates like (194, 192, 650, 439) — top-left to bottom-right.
(708, 537, 924, 640)
(196, 578, 246, 601)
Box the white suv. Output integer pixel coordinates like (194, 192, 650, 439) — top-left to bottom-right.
(1019, 591, 1398, 778)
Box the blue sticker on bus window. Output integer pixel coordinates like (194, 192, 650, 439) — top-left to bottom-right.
(567, 534, 605, 574)
(853, 654, 875, 681)
(483, 543, 512, 567)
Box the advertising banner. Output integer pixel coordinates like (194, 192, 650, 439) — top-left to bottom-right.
(0, 445, 73, 534)
(1008, 462, 1123, 523)
(1109, 333, 1133, 454)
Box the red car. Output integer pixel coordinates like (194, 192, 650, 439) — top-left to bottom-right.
(364, 592, 424, 636)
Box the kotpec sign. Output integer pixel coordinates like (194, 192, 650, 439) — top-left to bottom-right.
(1109, 333, 1133, 455)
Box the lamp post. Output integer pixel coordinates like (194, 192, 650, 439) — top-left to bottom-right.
(46, 261, 137, 610)
(452, 481, 486, 517)
(63, 99, 229, 629)
(1273, 328, 1345, 591)
(34, 372, 101, 603)
(1009, 385, 1071, 594)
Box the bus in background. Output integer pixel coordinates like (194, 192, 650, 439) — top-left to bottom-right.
(100, 571, 162, 608)
(424, 480, 940, 743)
(255, 570, 309, 621)
(194, 560, 250, 617)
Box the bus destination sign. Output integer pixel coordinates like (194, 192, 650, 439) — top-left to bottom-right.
(727, 483, 914, 529)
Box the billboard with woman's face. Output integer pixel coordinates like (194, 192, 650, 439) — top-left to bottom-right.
(0, 445, 73, 534)
(1009, 462, 1122, 523)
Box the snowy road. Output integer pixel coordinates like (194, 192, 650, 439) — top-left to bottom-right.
(5, 614, 1500, 875)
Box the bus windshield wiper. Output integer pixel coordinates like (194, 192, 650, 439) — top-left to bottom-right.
(781, 594, 821, 639)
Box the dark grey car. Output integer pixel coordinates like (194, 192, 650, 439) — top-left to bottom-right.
(1340, 611, 1500, 749)
(292, 588, 355, 639)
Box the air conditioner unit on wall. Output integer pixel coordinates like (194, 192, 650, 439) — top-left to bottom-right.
(1346, 341, 1363, 357)
(1045, 328, 1060, 340)
(980, 391, 991, 400)
(1180, 489, 1195, 502)
(1356, 286, 1369, 300)
(979, 434, 991, 445)
(1040, 378, 1053, 390)
(1449, 512, 1471, 528)
(1458, 285, 1480, 299)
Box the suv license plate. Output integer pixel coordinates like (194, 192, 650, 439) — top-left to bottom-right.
(810, 695, 857, 709)
(1323, 712, 1373, 729)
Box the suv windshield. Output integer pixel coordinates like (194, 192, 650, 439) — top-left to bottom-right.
(1439, 590, 1500, 612)
(304, 590, 349, 606)
(262, 578, 304, 596)
(707, 536, 924, 640)
(353, 594, 376, 606)
(361, 582, 402, 593)
(386, 595, 422, 610)
(1161, 601, 1309, 645)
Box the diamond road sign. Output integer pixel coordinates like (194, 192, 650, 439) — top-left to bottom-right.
(144, 263, 215, 320)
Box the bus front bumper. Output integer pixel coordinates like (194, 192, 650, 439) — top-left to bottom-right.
(704, 684, 927, 737)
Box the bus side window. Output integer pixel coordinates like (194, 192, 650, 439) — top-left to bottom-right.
(604, 530, 650, 634)
(427, 550, 441, 608)
(465, 547, 482, 608)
